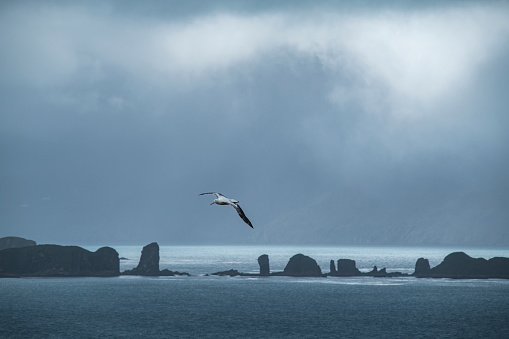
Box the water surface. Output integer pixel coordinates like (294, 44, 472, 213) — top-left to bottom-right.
(2, 246, 509, 338)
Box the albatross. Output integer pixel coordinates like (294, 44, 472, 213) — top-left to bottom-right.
(199, 192, 253, 228)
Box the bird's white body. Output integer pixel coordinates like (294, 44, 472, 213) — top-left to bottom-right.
(212, 196, 238, 205)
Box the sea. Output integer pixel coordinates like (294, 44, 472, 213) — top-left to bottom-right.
(1, 245, 509, 338)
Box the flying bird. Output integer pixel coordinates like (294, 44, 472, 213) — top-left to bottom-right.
(199, 192, 253, 228)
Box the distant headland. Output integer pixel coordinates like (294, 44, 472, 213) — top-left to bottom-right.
(1, 236, 508, 279)
(0, 236, 36, 251)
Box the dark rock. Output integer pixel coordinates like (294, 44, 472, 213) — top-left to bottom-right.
(0, 236, 36, 251)
(92, 247, 120, 275)
(368, 266, 378, 274)
(328, 259, 362, 276)
(211, 255, 268, 277)
(329, 260, 337, 274)
(122, 242, 160, 276)
(212, 269, 243, 277)
(122, 242, 190, 276)
(326, 259, 410, 278)
(489, 257, 509, 277)
(281, 254, 323, 277)
(160, 269, 190, 276)
(426, 252, 509, 279)
(413, 258, 431, 277)
(364, 265, 394, 277)
(373, 267, 387, 277)
(337, 259, 361, 276)
(258, 254, 270, 276)
(0, 245, 119, 277)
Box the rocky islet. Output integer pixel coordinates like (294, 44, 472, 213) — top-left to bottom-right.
(1, 237, 508, 279)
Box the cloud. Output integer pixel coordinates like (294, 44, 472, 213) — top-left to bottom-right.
(335, 7, 509, 112)
(155, 14, 282, 75)
(1, 1, 508, 246)
(3, 3, 508, 103)
(108, 96, 125, 110)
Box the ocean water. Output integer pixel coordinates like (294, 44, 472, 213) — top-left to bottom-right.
(2, 246, 509, 338)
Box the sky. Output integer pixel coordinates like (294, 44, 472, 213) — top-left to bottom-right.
(1, 0, 509, 246)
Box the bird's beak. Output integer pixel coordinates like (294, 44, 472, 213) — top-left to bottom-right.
(210, 202, 215, 205)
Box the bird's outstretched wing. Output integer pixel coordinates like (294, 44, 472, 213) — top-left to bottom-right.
(199, 192, 224, 198)
(231, 203, 253, 228)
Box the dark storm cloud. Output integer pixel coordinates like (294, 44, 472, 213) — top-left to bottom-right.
(1, 1, 508, 245)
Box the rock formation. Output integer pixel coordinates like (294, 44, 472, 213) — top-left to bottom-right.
(211, 269, 245, 277)
(0, 245, 119, 277)
(258, 254, 270, 276)
(160, 269, 190, 276)
(329, 260, 337, 274)
(425, 252, 509, 279)
(413, 258, 431, 277)
(211, 255, 270, 277)
(0, 236, 36, 250)
(209, 252, 509, 280)
(211, 254, 324, 277)
(280, 254, 323, 277)
(122, 242, 189, 276)
(123, 242, 160, 276)
(328, 259, 362, 276)
(337, 259, 362, 276)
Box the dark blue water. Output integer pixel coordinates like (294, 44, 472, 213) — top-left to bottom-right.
(2, 246, 509, 338)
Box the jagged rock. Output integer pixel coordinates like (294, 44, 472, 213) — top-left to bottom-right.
(329, 260, 337, 274)
(212, 269, 243, 277)
(0, 236, 36, 250)
(413, 258, 431, 276)
(0, 245, 119, 277)
(337, 259, 361, 276)
(368, 266, 378, 274)
(160, 269, 190, 276)
(258, 254, 270, 276)
(122, 242, 190, 276)
(426, 252, 509, 279)
(137, 242, 160, 275)
(122, 242, 160, 276)
(281, 254, 323, 277)
(372, 267, 387, 277)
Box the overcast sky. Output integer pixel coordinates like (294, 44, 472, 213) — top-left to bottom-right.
(1, 0, 509, 246)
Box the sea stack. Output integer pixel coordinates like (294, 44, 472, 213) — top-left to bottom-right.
(258, 254, 270, 276)
(413, 258, 431, 277)
(122, 242, 190, 276)
(337, 259, 361, 276)
(329, 260, 337, 274)
(123, 242, 160, 276)
(282, 254, 323, 277)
